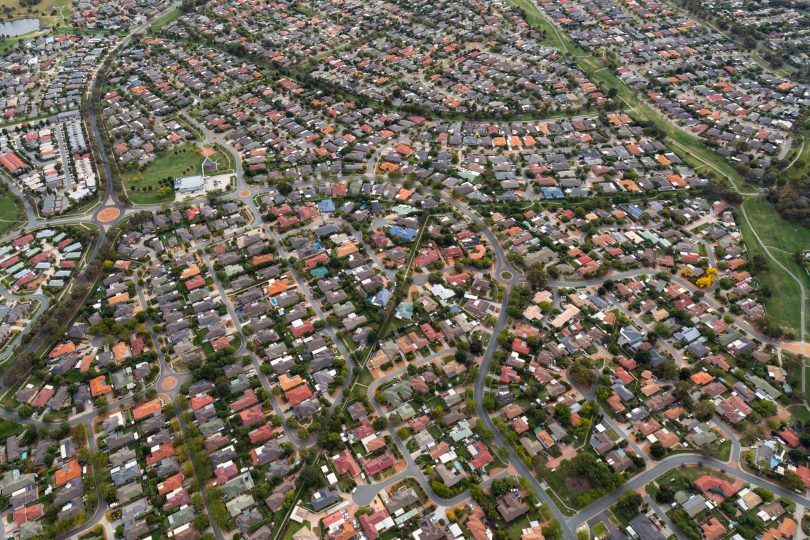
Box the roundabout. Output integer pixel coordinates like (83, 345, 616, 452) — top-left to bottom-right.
(96, 207, 121, 223)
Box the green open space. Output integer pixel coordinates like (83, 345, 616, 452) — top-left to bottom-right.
(281, 521, 311, 540)
(738, 197, 810, 337)
(150, 7, 181, 30)
(0, 0, 71, 30)
(788, 404, 810, 424)
(0, 187, 25, 235)
(714, 440, 731, 461)
(0, 418, 23, 439)
(123, 144, 230, 204)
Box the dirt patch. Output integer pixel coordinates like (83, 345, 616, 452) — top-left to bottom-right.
(201, 146, 216, 158)
(546, 444, 577, 469)
(781, 342, 810, 356)
(565, 476, 591, 494)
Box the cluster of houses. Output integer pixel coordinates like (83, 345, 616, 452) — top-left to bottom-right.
(100, 397, 204, 540)
(685, 0, 810, 74)
(134, 202, 249, 363)
(197, 77, 403, 176)
(14, 257, 157, 419)
(0, 297, 32, 351)
(379, 362, 503, 495)
(0, 34, 115, 121)
(102, 88, 192, 167)
(211, 226, 343, 426)
(72, 0, 172, 30)
(474, 192, 802, 482)
(183, 377, 295, 539)
(420, 114, 707, 201)
(666, 472, 798, 540)
(539, 0, 809, 162)
(115, 38, 260, 110)
(0, 432, 89, 539)
(168, 0, 357, 68)
(310, 0, 604, 115)
(5, 115, 98, 215)
(0, 228, 86, 292)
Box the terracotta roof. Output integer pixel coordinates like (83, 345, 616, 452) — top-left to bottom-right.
(132, 399, 162, 421)
(55, 459, 81, 486)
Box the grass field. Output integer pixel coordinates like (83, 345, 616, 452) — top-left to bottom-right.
(123, 144, 230, 204)
(738, 197, 810, 338)
(0, 0, 71, 28)
(0, 187, 25, 236)
(150, 7, 181, 31)
(788, 405, 810, 425)
(0, 418, 23, 439)
(714, 440, 731, 461)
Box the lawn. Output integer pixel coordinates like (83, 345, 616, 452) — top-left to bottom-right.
(653, 466, 732, 489)
(737, 197, 810, 338)
(150, 7, 181, 30)
(501, 512, 543, 539)
(347, 365, 373, 403)
(0, 418, 23, 439)
(714, 440, 731, 462)
(0, 187, 25, 236)
(782, 128, 810, 184)
(280, 521, 311, 540)
(123, 144, 230, 204)
(788, 405, 810, 424)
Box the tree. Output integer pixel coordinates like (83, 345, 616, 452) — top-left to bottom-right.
(694, 400, 716, 421)
(491, 477, 519, 497)
(527, 263, 548, 290)
(570, 361, 596, 388)
(650, 441, 666, 459)
(317, 432, 343, 453)
(614, 492, 643, 522)
(542, 520, 562, 540)
(653, 359, 678, 381)
(298, 464, 325, 489)
(17, 403, 33, 418)
(782, 470, 805, 492)
(653, 323, 671, 338)
(554, 403, 572, 426)
(751, 399, 777, 418)
(655, 484, 675, 504)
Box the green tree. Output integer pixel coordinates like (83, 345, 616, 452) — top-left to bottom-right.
(694, 400, 716, 421)
(614, 492, 643, 522)
(650, 441, 666, 459)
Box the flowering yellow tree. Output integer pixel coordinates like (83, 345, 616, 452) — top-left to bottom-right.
(696, 276, 713, 288)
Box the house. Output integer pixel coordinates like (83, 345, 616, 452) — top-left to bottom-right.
(311, 488, 339, 512)
(496, 494, 529, 522)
